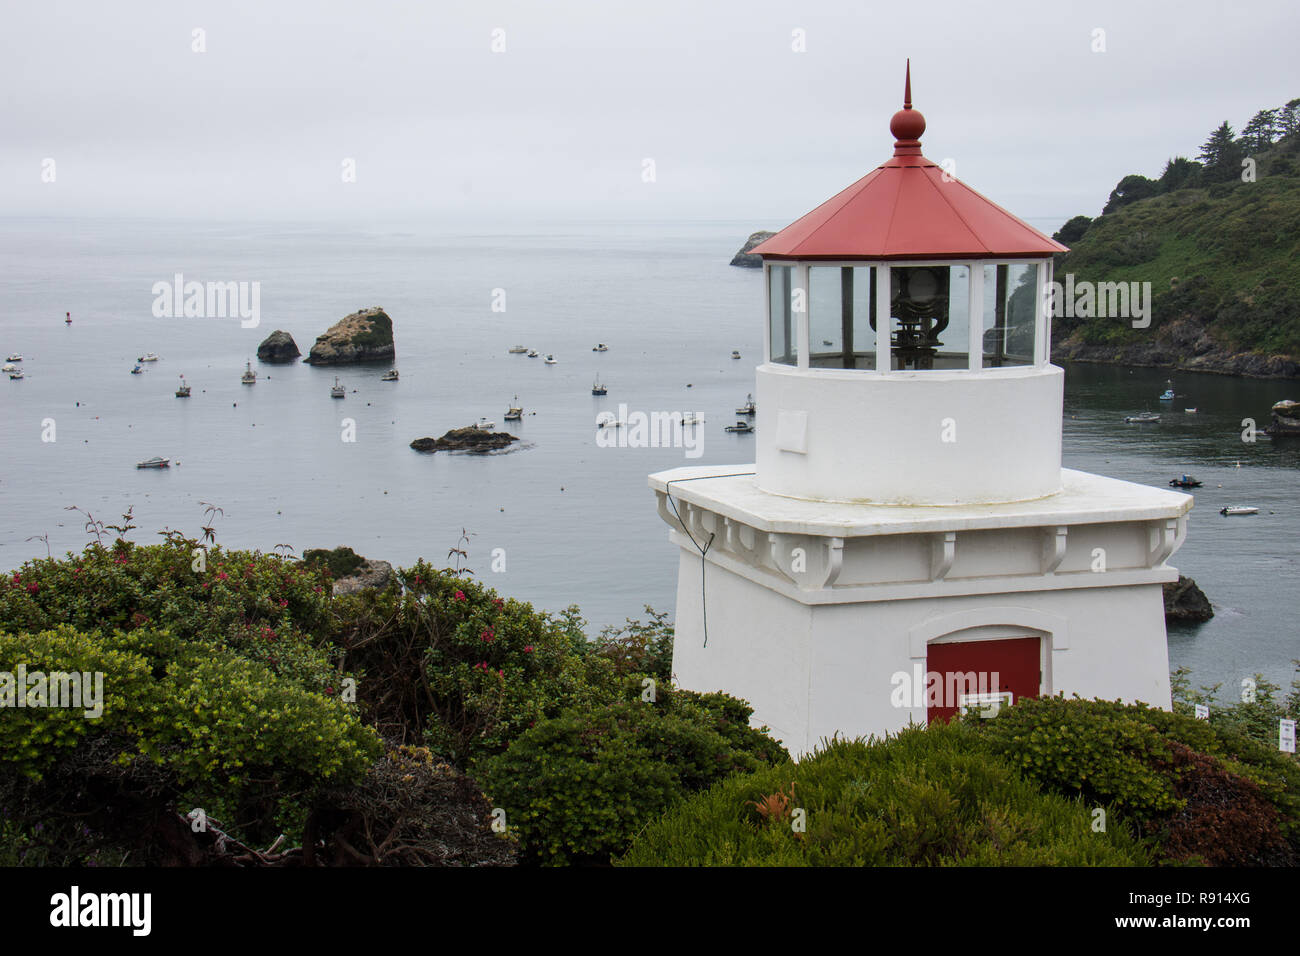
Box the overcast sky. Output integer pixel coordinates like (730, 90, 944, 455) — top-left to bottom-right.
(2, 0, 1296, 233)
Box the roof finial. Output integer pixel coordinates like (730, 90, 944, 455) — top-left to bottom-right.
(889, 59, 926, 154)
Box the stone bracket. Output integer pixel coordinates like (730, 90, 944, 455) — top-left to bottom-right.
(1147, 518, 1178, 567)
(930, 531, 957, 581)
(768, 532, 845, 590)
(1040, 525, 1068, 575)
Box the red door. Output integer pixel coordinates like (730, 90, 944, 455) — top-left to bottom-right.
(926, 636, 1040, 724)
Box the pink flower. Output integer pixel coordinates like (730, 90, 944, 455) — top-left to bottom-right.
(523, 645, 534, 654)
(217, 572, 229, 581)
(481, 627, 495, 643)
(26, 583, 40, 594)
(278, 598, 288, 608)
(497, 669, 504, 679)
(492, 597, 504, 609)
(454, 590, 466, 602)
(11, 574, 19, 585)
(475, 661, 489, 671)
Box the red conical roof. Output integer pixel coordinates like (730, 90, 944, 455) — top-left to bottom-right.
(750, 63, 1068, 262)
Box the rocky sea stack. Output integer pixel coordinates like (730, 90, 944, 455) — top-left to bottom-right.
(729, 230, 776, 267)
(305, 307, 395, 365)
(410, 426, 519, 453)
(1163, 575, 1214, 623)
(256, 329, 301, 363)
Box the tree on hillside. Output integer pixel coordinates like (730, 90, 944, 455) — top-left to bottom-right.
(1198, 121, 1243, 183)
(1102, 174, 1158, 214)
(1280, 99, 1300, 138)
(1157, 156, 1200, 193)
(1052, 215, 1092, 244)
(1241, 108, 1280, 152)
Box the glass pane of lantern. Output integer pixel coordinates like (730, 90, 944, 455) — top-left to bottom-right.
(808, 267, 877, 370)
(887, 265, 954, 371)
(768, 265, 796, 365)
(982, 264, 1038, 367)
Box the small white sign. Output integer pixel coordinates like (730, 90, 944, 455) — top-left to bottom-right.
(1281, 719, 1296, 754)
(958, 691, 1013, 719)
(1194, 703, 1209, 720)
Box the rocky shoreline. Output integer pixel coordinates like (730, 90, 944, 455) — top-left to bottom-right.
(411, 426, 519, 453)
(305, 307, 396, 365)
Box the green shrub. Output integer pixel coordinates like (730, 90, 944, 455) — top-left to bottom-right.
(478, 688, 787, 865)
(619, 723, 1150, 866)
(329, 560, 619, 766)
(303, 546, 366, 579)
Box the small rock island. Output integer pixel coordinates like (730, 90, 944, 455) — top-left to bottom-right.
(305, 307, 396, 365)
(730, 230, 776, 267)
(410, 426, 519, 453)
(256, 329, 301, 363)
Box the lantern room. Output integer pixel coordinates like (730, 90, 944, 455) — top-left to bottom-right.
(748, 64, 1068, 506)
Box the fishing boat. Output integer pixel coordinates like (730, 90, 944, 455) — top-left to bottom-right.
(8, 369, 24, 380)
(5, 354, 21, 362)
(1220, 506, 1258, 516)
(381, 369, 399, 381)
(736, 393, 756, 415)
(527, 350, 539, 358)
(731, 350, 742, 360)
(138, 352, 160, 363)
(725, 421, 755, 433)
(330, 377, 346, 398)
(1, 364, 14, 373)
(65, 312, 72, 325)
(504, 396, 523, 421)
(592, 343, 608, 352)
(473, 417, 496, 431)
(1169, 475, 1202, 488)
(175, 376, 191, 398)
(241, 361, 256, 385)
(592, 379, 607, 396)
(1124, 412, 1160, 423)
(136, 456, 170, 469)
(544, 354, 557, 365)
(1158, 388, 1175, 401)
(681, 413, 703, 426)
(131, 365, 143, 375)
(508, 345, 528, 354)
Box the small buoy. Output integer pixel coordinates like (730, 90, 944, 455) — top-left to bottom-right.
(561, 486, 565, 492)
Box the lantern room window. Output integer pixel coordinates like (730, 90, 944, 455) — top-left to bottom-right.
(982, 263, 1039, 367)
(809, 266, 877, 370)
(887, 265, 971, 370)
(767, 264, 797, 366)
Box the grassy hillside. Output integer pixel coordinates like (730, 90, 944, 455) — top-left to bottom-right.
(1051, 118, 1300, 374)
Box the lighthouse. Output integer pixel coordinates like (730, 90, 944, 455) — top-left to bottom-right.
(649, 65, 1193, 756)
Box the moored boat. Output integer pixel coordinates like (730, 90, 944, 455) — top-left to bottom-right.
(1124, 412, 1160, 423)
(131, 365, 143, 375)
(736, 393, 756, 415)
(138, 352, 160, 362)
(725, 420, 754, 433)
(508, 345, 528, 354)
(592, 379, 607, 396)
(330, 377, 346, 398)
(5, 354, 21, 362)
(136, 456, 170, 469)
(473, 417, 496, 431)
(241, 361, 256, 385)
(731, 350, 741, 360)
(527, 350, 539, 358)
(592, 343, 608, 352)
(8, 369, 24, 380)
(544, 354, 557, 365)
(1220, 505, 1258, 516)
(175, 376, 191, 398)
(1158, 388, 1175, 401)
(381, 369, 399, 381)
(504, 396, 523, 421)
(1169, 474, 1201, 488)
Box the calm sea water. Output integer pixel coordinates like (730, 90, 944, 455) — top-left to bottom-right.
(0, 217, 1296, 693)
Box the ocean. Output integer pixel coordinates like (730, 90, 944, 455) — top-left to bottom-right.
(0, 216, 1296, 694)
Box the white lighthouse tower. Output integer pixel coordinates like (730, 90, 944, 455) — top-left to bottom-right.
(649, 66, 1193, 756)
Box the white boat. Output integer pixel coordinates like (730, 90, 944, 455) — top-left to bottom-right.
(527, 350, 539, 358)
(592, 343, 608, 352)
(330, 377, 346, 398)
(544, 354, 557, 365)
(8, 369, 24, 380)
(1124, 412, 1160, 423)
(5, 354, 21, 362)
(1158, 388, 1175, 401)
(138, 352, 160, 362)
(596, 414, 623, 429)
(381, 369, 399, 381)
(681, 413, 703, 426)
(736, 393, 756, 415)
(175, 376, 191, 398)
(725, 420, 754, 433)
(1, 364, 14, 372)
(508, 345, 528, 354)
(592, 379, 607, 396)
(504, 396, 523, 421)
(136, 456, 170, 469)
(731, 350, 741, 360)
(1220, 506, 1258, 516)
(1184, 408, 1198, 414)
(241, 361, 256, 385)
(473, 417, 496, 430)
